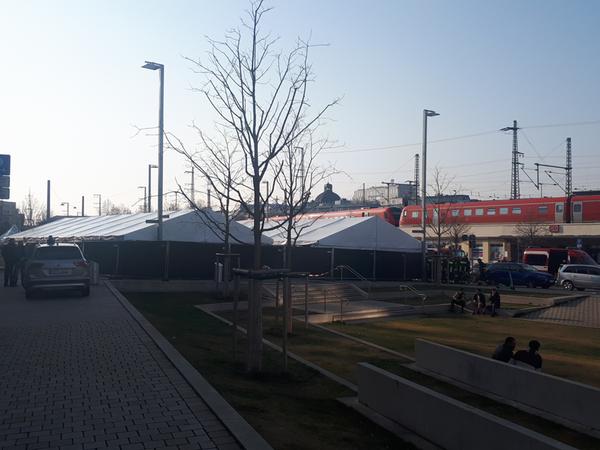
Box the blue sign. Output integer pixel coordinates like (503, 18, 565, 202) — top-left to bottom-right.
(0, 154, 9, 176)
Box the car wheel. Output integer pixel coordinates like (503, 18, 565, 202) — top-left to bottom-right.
(81, 286, 90, 297)
(562, 280, 574, 291)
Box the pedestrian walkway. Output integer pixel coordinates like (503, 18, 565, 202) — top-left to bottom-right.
(0, 282, 258, 450)
(523, 295, 600, 328)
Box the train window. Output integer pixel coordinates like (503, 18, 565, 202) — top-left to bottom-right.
(574, 204, 582, 213)
(499, 207, 508, 215)
(411, 211, 419, 218)
(475, 208, 484, 216)
(556, 204, 564, 213)
(487, 208, 496, 215)
(451, 209, 459, 217)
(464, 209, 472, 216)
(538, 206, 549, 214)
(512, 207, 521, 214)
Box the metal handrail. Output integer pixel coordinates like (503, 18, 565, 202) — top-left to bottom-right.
(335, 265, 373, 298)
(398, 284, 428, 308)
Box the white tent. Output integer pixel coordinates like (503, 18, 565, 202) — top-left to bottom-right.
(243, 216, 420, 252)
(0, 225, 20, 241)
(10, 209, 270, 244)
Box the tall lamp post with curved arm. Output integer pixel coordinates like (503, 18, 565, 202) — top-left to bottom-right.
(142, 61, 165, 240)
(421, 109, 439, 281)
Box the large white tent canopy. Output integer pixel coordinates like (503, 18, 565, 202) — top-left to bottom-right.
(243, 216, 421, 252)
(10, 209, 270, 244)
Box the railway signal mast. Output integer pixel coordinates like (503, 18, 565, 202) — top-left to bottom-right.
(519, 137, 573, 197)
(501, 120, 522, 200)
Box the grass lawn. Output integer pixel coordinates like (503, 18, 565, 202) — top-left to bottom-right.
(229, 308, 600, 449)
(325, 314, 600, 388)
(125, 292, 414, 450)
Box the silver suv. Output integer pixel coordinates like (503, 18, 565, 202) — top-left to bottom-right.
(22, 244, 91, 298)
(556, 264, 600, 291)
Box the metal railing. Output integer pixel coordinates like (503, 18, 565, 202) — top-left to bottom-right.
(335, 265, 372, 297)
(398, 284, 428, 308)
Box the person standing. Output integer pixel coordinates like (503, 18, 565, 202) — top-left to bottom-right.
(472, 288, 486, 314)
(490, 288, 501, 317)
(1, 239, 17, 287)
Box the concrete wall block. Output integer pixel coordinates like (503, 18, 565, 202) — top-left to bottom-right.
(415, 339, 600, 432)
(357, 363, 575, 450)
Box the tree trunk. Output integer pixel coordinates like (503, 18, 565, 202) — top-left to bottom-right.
(247, 176, 263, 373)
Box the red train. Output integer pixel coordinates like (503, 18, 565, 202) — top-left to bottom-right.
(269, 207, 402, 226)
(399, 194, 600, 226)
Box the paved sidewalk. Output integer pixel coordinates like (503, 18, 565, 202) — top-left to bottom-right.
(0, 283, 247, 450)
(523, 295, 600, 328)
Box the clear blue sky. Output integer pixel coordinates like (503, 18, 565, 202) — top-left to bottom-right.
(2, 0, 599, 214)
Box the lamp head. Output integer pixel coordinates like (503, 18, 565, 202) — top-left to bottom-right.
(425, 109, 439, 117)
(142, 61, 163, 71)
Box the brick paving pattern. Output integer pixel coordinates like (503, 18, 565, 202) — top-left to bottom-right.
(523, 296, 600, 328)
(0, 284, 241, 450)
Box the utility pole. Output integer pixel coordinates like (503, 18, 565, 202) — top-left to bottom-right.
(46, 180, 51, 221)
(94, 194, 101, 215)
(381, 180, 396, 205)
(501, 120, 522, 199)
(148, 164, 157, 212)
(81, 196, 85, 216)
(566, 137, 572, 196)
(138, 186, 147, 212)
(414, 153, 420, 205)
(185, 166, 195, 206)
(362, 182, 366, 205)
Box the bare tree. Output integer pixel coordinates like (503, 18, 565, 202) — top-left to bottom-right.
(426, 168, 455, 253)
(180, 1, 338, 372)
(514, 216, 548, 260)
(166, 127, 245, 297)
(446, 218, 471, 256)
(21, 190, 46, 228)
(273, 133, 335, 333)
(102, 199, 132, 215)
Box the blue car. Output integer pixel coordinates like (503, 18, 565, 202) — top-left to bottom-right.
(484, 263, 554, 288)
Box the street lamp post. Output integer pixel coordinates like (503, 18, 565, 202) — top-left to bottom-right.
(142, 61, 165, 240)
(421, 109, 439, 281)
(138, 186, 147, 212)
(61, 202, 70, 217)
(148, 164, 158, 212)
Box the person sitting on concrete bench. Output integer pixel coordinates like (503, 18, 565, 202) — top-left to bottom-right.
(472, 289, 486, 314)
(492, 336, 516, 363)
(450, 289, 466, 313)
(512, 340, 543, 370)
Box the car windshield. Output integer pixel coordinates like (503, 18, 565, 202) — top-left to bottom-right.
(521, 264, 538, 272)
(34, 246, 83, 260)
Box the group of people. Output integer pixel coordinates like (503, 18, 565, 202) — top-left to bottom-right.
(1, 238, 26, 287)
(450, 287, 501, 316)
(492, 336, 543, 370)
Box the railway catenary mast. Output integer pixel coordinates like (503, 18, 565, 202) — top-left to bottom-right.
(566, 137, 573, 197)
(414, 153, 420, 205)
(501, 120, 522, 200)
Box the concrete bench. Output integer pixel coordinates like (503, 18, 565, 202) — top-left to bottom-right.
(415, 339, 600, 433)
(357, 363, 575, 450)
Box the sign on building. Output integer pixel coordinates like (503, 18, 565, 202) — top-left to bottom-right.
(0, 155, 10, 199)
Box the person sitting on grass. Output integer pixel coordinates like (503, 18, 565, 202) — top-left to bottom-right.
(472, 289, 486, 314)
(513, 340, 543, 370)
(489, 288, 501, 317)
(450, 289, 466, 313)
(492, 336, 516, 362)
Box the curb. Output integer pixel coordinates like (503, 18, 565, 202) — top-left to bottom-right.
(104, 281, 273, 450)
